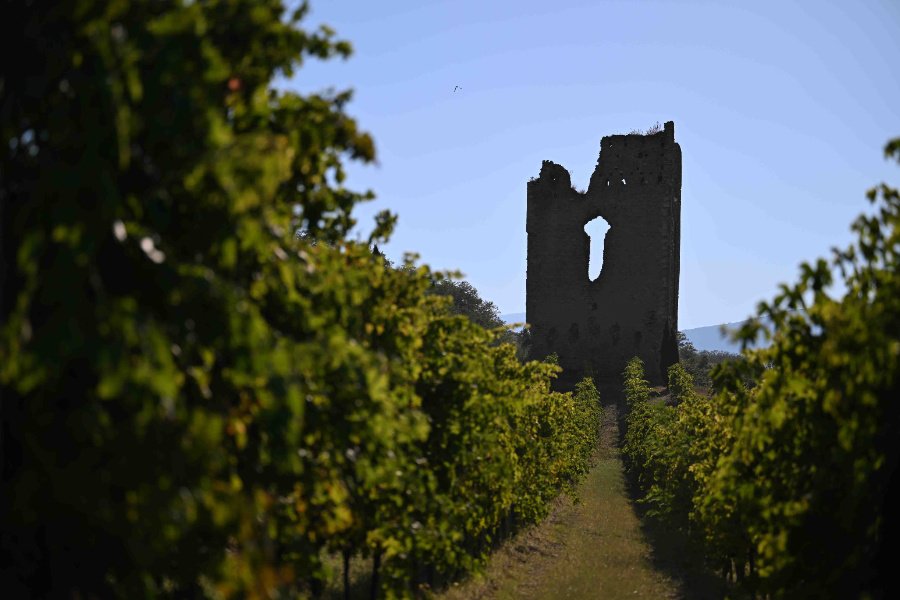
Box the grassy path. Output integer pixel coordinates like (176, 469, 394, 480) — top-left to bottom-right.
(437, 401, 686, 600)
(322, 396, 725, 599)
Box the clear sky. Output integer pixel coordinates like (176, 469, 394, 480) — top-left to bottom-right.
(287, 0, 899, 329)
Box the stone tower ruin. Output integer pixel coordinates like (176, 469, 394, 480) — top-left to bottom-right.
(526, 121, 681, 387)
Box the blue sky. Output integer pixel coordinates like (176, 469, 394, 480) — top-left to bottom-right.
(287, 0, 899, 329)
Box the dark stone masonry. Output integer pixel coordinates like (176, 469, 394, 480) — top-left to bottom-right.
(526, 121, 681, 388)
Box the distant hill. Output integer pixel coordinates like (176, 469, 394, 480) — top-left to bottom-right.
(501, 312, 526, 325)
(501, 313, 765, 353)
(681, 321, 765, 353)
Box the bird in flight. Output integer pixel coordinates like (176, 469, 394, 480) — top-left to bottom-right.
(454, 85, 461, 92)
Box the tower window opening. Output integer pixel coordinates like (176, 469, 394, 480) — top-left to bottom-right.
(585, 216, 611, 281)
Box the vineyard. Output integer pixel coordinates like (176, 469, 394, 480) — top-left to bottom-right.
(0, 2, 602, 597)
(2, 1, 898, 599)
(622, 151, 900, 598)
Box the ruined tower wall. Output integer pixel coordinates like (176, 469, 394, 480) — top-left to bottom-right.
(526, 121, 681, 387)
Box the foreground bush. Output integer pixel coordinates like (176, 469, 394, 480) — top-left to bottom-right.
(622, 136, 900, 598)
(0, 2, 602, 597)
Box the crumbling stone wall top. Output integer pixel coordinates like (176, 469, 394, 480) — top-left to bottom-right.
(526, 121, 681, 387)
